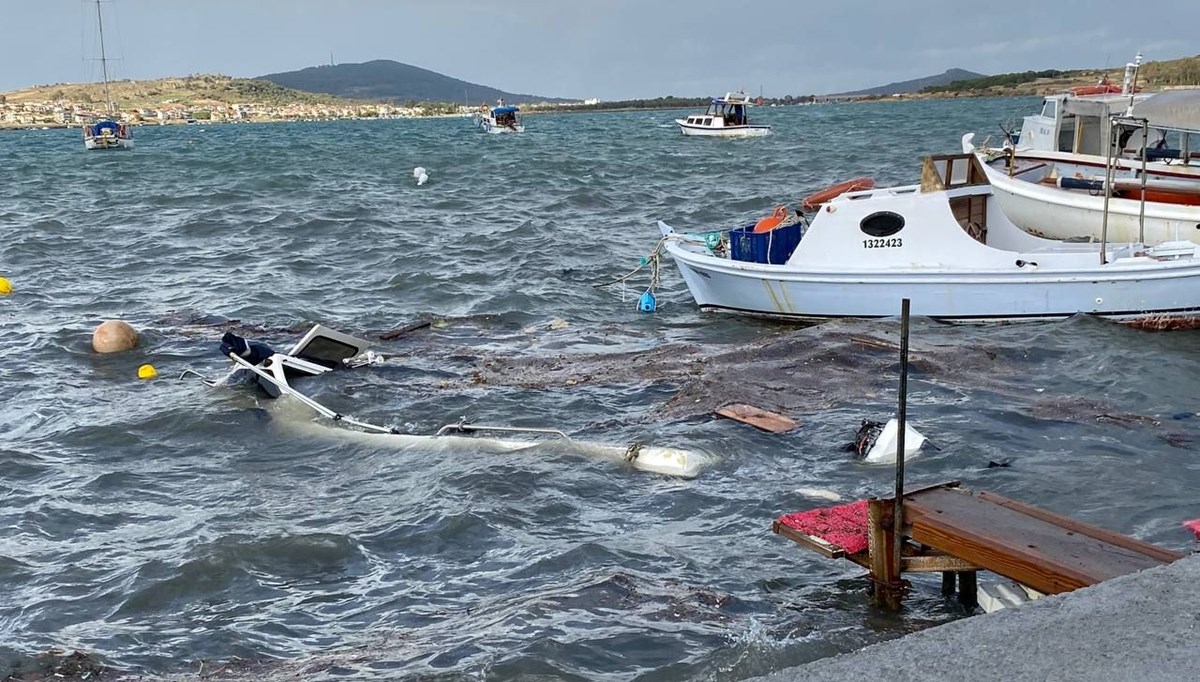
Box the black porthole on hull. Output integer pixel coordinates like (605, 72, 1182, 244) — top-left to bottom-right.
(860, 211, 905, 237)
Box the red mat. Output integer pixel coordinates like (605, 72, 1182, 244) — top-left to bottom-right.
(779, 500, 870, 555)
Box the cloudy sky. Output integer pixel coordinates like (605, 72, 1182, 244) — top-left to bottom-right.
(2, 0, 1196, 99)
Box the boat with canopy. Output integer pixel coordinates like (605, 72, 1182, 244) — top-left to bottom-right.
(675, 91, 770, 137)
(475, 102, 525, 134)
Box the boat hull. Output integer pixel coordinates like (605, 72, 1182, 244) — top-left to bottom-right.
(978, 156, 1200, 245)
(675, 120, 770, 137)
(667, 252, 1200, 324)
(84, 133, 133, 150)
(482, 122, 525, 134)
(660, 218, 1200, 325)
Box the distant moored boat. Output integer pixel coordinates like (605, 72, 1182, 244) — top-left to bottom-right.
(82, 0, 133, 150)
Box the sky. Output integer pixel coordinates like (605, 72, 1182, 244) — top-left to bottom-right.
(1, 0, 1197, 100)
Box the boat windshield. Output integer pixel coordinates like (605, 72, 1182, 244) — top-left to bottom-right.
(702, 102, 747, 126)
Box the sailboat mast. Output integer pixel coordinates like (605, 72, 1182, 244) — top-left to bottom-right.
(95, 0, 113, 116)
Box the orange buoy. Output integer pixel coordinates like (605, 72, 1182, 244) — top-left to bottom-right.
(753, 205, 789, 233)
(801, 177, 876, 212)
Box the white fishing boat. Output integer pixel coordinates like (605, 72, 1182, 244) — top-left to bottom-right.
(182, 325, 703, 478)
(657, 152, 1200, 327)
(970, 54, 1199, 243)
(475, 102, 524, 134)
(675, 91, 770, 137)
(82, 0, 133, 150)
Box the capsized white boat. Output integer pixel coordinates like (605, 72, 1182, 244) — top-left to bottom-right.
(182, 325, 705, 478)
(657, 152, 1200, 327)
(675, 91, 770, 137)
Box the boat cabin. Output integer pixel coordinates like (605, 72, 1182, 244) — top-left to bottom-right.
(491, 105, 521, 129)
(1016, 90, 1196, 164)
(683, 94, 752, 128)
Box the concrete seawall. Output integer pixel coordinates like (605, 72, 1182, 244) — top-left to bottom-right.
(752, 553, 1200, 682)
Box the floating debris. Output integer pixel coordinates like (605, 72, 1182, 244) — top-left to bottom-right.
(714, 403, 797, 433)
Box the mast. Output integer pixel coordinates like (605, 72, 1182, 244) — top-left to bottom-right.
(94, 0, 113, 116)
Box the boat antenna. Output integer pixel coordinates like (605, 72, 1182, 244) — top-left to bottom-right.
(94, 0, 113, 116)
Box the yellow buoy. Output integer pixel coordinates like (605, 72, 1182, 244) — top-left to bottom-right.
(0, 276, 11, 295)
(137, 364, 158, 380)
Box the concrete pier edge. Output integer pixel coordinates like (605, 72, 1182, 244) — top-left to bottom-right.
(750, 553, 1200, 682)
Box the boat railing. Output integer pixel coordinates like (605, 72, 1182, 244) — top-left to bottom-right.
(1104, 114, 1153, 256)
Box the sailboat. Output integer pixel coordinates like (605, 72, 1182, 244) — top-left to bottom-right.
(82, 0, 133, 150)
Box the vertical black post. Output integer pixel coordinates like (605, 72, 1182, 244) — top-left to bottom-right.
(941, 571, 956, 595)
(891, 298, 910, 589)
(958, 570, 978, 610)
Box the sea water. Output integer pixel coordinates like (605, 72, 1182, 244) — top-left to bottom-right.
(2, 98, 1198, 680)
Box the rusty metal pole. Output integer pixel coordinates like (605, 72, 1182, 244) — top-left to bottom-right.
(891, 298, 910, 598)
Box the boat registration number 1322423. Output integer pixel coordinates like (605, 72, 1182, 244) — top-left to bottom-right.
(863, 238, 902, 249)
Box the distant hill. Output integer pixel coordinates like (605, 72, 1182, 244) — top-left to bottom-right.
(1, 74, 347, 108)
(831, 68, 987, 97)
(259, 60, 571, 105)
(912, 55, 1200, 98)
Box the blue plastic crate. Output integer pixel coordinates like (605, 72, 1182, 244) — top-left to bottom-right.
(729, 222, 803, 264)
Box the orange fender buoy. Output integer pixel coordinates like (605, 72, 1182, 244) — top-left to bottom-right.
(801, 177, 876, 212)
(753, 205, 789, 233)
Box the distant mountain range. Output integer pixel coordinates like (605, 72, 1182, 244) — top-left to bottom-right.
(831, 69, 988, 97)
(258, 60, 572, 105)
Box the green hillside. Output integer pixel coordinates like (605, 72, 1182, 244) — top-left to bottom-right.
(259, 60, 572, 105)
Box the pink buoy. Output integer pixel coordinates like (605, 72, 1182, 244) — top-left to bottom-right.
(1184, 519, 1200, 540)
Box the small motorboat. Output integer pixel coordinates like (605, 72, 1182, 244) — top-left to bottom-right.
(675, 91, 770, 137)
(474, 102, 525, 134)
(656, 152, 1200, 326)
(182, 325, 704, 478)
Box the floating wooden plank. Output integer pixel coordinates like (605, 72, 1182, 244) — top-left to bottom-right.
(715, 403, 797, 433)
(904, 486, 1184, 596)
(849, 335, 901, 352)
